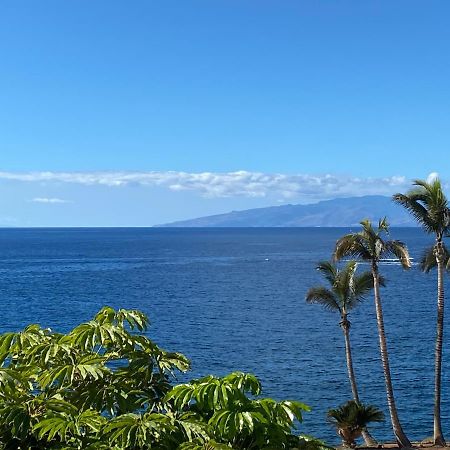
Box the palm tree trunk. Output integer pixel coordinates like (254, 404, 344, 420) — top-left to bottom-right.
(341, 317, 360, 402)
(372, 263, 411, 448)
(433, 242, 446, 446)
(341, 316, 378, 447)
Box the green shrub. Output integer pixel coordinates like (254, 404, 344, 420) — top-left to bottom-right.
(0, 307, 326, 449)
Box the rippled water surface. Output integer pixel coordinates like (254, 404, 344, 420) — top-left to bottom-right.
(0, 227, 448, 444)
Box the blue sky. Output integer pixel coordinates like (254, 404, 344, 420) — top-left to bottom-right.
(0, 1, 449, 225)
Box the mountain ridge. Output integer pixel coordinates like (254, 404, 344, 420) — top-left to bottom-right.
(156, 195, 416, 227)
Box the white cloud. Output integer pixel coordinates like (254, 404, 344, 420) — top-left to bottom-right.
(427, 172, 439, 183)
(30, 197, 70, 204)
(0, 170, 439, 203)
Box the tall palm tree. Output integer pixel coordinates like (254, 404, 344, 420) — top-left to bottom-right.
(393, 178, 450, 446)
(334, 218, 412, 448)
(306, 260, 380, 446)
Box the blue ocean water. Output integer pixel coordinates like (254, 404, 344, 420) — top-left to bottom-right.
(0, 227, 448, 444)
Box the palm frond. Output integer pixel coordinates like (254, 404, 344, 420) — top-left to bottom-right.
(316, 261, 338, 286)
(307, 260, 374, 314)
(334, 234, 371, 262)
(360, 219, 378, 241)
(394, 178, 450, 236)
(349, 271, 375, 307)
(305, 287, 341, 312)
(421, 245, 437, 273)
(336, 261, 357, 302)
(392, 193, 433, 231)
(327, 400, 384, 429)
(378, 217, 389, 234)
(421, 243, 450, 273)
(413, 178, 446, 207)
(383, 240, 412, 269)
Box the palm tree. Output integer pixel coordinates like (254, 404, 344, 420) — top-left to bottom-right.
(327, 400, 384, 448)
(334, 218, 412, 448)
(306, 260, 380, 446)
(393, 178, 450, 446)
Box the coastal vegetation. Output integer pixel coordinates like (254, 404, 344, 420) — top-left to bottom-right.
(306, 261, 380, 446)
(327, 401, 384, 448)
(304, 176, 450, 448)
(0, 306, 326, 450)
(393, 178, 450, 446)
(333, 218, 412, 448)
(0, 176, 449, 449)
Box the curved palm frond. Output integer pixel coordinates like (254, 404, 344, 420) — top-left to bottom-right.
(336, 219, 410, 269)
(316, 261, 338, 286)
(383, 240, 412, 269)
(414, 178, 446, 203)
(334, 234, 372, 262)
(393, 193, 434, 232)
(394, 178, 450, 237)
(307, 260, 375, 314)
(305, 287, 341, 312)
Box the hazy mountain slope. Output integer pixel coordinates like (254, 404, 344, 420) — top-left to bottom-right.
(157, 195, 415, 227)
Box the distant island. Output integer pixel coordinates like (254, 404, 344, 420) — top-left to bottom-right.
(157, 195, 416, 227)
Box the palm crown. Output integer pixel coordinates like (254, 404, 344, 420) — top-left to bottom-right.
(333, 218, 411, 268)
(327, 400, 384, 431)
(393, 178, 450, 240)
(306, 260, 377, 315)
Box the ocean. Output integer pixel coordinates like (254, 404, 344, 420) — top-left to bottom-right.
(0, 227, 448, 444)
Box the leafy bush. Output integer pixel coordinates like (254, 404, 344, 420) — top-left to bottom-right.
(0, 307, 326, 449)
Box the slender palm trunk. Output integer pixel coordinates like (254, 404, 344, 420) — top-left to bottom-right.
(341, 317, 360, 402)
(433, 241, 446, 446)
(372, 263, 411, 448)
(341, 315, 378, 447)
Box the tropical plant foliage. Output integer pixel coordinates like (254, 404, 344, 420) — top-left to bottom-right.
(393, 178, 450, 239)
(327, 401, 384, 431)
(420, 244, 450, 273)
(306, 260, 379, 316)
(327, 401, 384, 447)
(394, 177, 450, 445)
(306, 261, 380, 447)
(334, 218, 411, 269)
(333, 218, 412, 448)
(0, 307, 326, 450)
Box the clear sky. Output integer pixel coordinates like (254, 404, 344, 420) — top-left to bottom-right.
(0, 1, 449, 225)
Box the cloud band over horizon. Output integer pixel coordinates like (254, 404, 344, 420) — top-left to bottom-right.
(0, 170, 433, 203)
